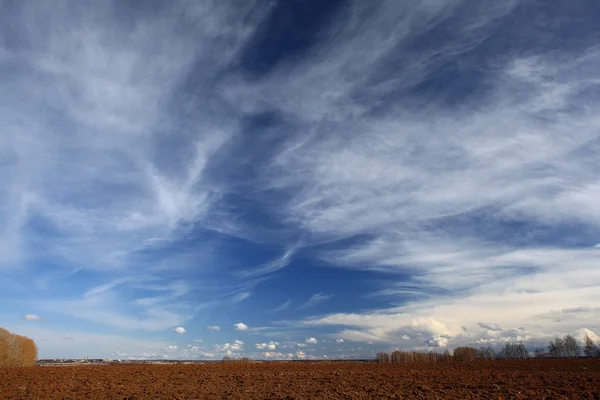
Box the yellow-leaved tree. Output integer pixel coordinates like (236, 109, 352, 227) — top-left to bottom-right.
(0, 328, 38, 367)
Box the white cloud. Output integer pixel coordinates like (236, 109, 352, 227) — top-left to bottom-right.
(216, 340, 244, 352)
(36, 292, 193, 332)
(0, 0, 275, 341)
(305, 313, 462, 344)
(3, 0, 600, 357)
(234, 322, 248, 331)
(22, 314, 42, 321)
(206, 326, 220, 331)
(166, 345, 178, 352)
(295, 350, 306, 359)
(231, 292, 250, 304)
(242, 245, 298, 277)
(300, 290, 600, 349)
(304, 238, 600, 346)
(173, 326, 187, 334)
(0, 0, 258, 271)
(272, 300, 292, 313)
(336, 339, 344, 343)
(573, 328, 600, 344)
(425, 335, 448, 348)
(299, 293, 333, 309)
(84, 279, 129, 299)
(255, 341, 279, 350)
(296, 343, 306, 348)
(478, 323, 502, 332)
(216, 2, 600, 350)
(261, 351, 294, 360)
(305, 337, 318, 344)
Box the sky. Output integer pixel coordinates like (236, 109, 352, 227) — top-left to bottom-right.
(1, 0, 600, 360)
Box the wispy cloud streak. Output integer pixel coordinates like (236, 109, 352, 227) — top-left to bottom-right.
(299, 293, 333, 309)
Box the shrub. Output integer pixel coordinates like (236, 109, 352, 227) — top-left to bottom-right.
(0, 327, 38, 367)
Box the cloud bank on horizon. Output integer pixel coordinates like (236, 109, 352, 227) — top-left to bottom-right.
(1, 0, 600, 360)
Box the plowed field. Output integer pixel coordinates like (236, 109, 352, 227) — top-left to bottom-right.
(1, 359, 600, 399)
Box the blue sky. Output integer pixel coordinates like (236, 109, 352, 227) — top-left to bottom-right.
(1, 0, 600, 360)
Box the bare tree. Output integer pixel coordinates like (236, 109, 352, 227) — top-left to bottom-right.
(453, 347, 477, 362)
(583, 334, 599, 357)
(379, 350, 447, 364)
(442, 349, 452, 362)
(499, 342, 528, 359)
(548, 337, 566, 357)
(563, 335, 581, 358)
(376, 352, 390, 363)
(477, 346, 495, 361)
(548, 335, 581, 358)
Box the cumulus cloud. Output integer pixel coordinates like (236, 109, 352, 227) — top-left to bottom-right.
(573, 328, 600, 344)
(255, 341, 279, 350)
(262, 351, 294, 360)
(206, 326, 220, 331)
(216, 340, 244, 353)
(305, 337, 318, 344)
(304, 313, 462, 344)
(173, 327, 187, 334)
(22, 314, 42, 321)
(295, 350, 306, 359)
(425, 335, 449, 347)
(336, 339, 344, 343)
(478, 323, 502, 332)
(234, 322, 248, 331)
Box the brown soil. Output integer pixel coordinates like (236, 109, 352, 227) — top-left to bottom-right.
(1, 358, 600, 399)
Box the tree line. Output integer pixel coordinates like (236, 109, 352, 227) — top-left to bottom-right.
(535, 334, 600, 358)
(376, 333, 600, 363)
(0, 328, 38, 367)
